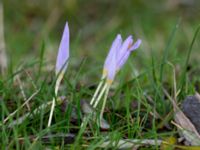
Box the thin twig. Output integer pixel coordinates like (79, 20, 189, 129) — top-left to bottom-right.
(15, 75, 31, 111)
(25, 70, 37, 90)
(3, 89, 40, 123)
(8, 97, 64, 128)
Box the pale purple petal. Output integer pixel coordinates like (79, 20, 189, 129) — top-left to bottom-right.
(104, 34, 122, 69)
(102, 34, 141, 83)
(117, 51, 130, 69)
(128, 39, 142, 51)
(117, 38, 141, 69)
(56, 22, 70, 74)
(117, 35, 133, 61)
(106, 50, 117, 83)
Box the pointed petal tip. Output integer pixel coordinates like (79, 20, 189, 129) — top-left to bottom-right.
(64, 22, 69, 32)
(127, 35, 133, 39)
(55, 21, 70, 74)
(136, 39, 142, 46)
(136, 38, 142, 46)
(137, 39, 142, 43)
(125, 35, 133, 44)
(65, 21, 69, 27)
(117, 34, 122, 39)
(129, 38, 142, 51)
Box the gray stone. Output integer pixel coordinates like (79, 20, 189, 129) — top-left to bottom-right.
(181, 94, 200, 134)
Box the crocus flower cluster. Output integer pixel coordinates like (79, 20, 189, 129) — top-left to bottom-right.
(48, 21, 141, 127)
(48, 22, 69, 127)
(90, 34, 141, 119)
(103, 34, 141, 84)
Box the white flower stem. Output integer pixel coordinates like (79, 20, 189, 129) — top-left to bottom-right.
(100, 84, 110, 120)
(93, 83, 108, 108)
(80, 116, 86, 128)
(47, 97, 56, 127)
(48, 72, 63, 127)
(90, 77, 105, 105)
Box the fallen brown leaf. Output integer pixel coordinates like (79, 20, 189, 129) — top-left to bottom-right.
(163, 89, 200, 145)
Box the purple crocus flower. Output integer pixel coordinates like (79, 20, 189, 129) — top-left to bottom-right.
(117, 38, 142, 70)
(103, 34, 122, 76)
(55, 22, 70, 75)
(103, 34, 141, 84)
(48, 22, 70, 127)
(90, 34, 141, 120)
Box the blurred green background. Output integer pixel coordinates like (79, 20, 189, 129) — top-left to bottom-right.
(2, 0, 200, 82)
(1, 1, 200, 148)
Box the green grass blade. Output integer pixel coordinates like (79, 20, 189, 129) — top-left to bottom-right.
(180, 24, 200, 91)
(159, 19, 180, 83)
(37, 40, 45, 81)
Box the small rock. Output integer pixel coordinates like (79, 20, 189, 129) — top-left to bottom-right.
(181, 93, 200, 134)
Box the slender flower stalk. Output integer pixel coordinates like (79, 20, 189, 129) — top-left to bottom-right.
(48, 22, 70, 127)
(90, 75, 105, 105)
(90, 34, 141, 120)
(90, 35, 120, 106)
(99, 84, 110, 119)
(93, 83, 109, 108)
(90, 35, 121, 106)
